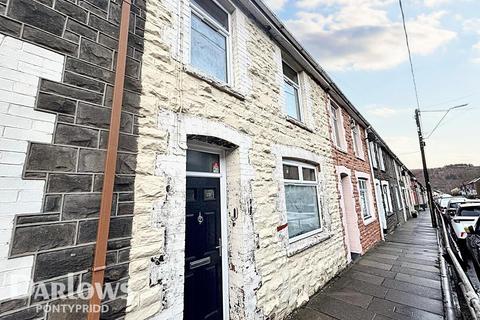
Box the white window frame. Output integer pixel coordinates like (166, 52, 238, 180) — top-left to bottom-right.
(358, 179, 372, 220)
(378, 146, 386, 171)
(330, 101, 346, 151)
(282, 159, 323, 243)
(356, 171, 376, 225)
(369, 142, 378, 169)
(395, 185, 403, 210)
(190, 0, 233, 85)
(351, 119, 364, 160)
(381, 181, 393, 214)
(282, 60, 303, 122)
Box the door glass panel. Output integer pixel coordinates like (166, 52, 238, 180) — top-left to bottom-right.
(204, 188, 216, 201)
(187, 150, 220, 173)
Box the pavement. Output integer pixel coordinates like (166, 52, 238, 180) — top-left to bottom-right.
(290, 210, 444, 320)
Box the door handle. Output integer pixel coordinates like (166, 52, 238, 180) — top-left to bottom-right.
(216, 238, 222, 257)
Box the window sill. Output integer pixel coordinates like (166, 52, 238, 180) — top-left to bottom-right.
(183, 65, 246, 101)
(363, 216, 376, 226)
(335, 145, 348, 154)
(286, 230, 331, 257)
(355, 155, 365, 161)
(286, 117, 314, 133)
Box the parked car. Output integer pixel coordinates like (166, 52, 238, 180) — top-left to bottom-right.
(451, 203, 480, 242)
(464, 210, 480, 279)
(445, 197, 469, 216)
(437, 195, 453, 213)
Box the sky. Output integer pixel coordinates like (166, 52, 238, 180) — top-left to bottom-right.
(263, 0, 480, 169)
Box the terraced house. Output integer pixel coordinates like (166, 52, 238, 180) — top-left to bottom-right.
(328, 98, 383, 260)
(368, 134, 406, 234)
(0, 0, 422, 319)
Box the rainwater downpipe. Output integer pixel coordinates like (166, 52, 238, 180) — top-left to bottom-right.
(365, 126, 385, 240)
(87, 0, 131, 319)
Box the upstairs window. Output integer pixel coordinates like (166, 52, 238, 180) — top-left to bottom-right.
(369, 142, 378, 168)
(190, 0, 230, 83)
(379, 147, 386, 171)
(351, 120, 364, 159)
(330, 104, 342, 148)
(283, 160, 321, 240)
(358, 178, 372, 220)
(282, 61, 301, 121)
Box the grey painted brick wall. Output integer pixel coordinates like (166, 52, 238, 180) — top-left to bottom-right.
(370, 144, 405, 233)
(0, 0, 145, 318)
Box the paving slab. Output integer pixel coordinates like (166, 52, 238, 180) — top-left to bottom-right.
(384, 288, 443, 314)
(350, 264, 396, 279)
(394, 272, 441, 289)
(382, 278, 442, 300)
(293, 308, 336, 320)
(390, 265, 440, 280)
(289, 211, 445, 320)
(348, 271, 385, 285)
(309, 295, 375, 320)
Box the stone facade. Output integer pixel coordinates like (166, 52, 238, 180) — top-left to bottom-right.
(0, 0, 423, 319)
(125, 1, 347, 319)
(0, 0, 145, 318)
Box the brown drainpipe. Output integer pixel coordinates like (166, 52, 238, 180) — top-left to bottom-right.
(87, 0, 131, 319)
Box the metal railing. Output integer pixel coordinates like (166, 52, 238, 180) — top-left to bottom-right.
(435, 204, 480, 319)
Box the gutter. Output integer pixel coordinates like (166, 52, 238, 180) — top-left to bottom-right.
(244, 0, 371, 128)
(87, 0, 131, 319)
(245, 0, 418, 180)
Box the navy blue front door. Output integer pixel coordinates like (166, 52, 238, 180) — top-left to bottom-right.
(184, 177, 223, 320)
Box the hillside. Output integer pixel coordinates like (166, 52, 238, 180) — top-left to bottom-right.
(412, 164, 480, 193)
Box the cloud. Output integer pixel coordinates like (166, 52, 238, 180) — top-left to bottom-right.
(472, 42, 480, 63)
(463, 19, 480, 63)
(463, 18, 480, 32)
(367, 106, 399, 118)
(296, 0, 394, 9)
(423, 0, 451, 7)
(263, 0, 287, 11)
(285, 4, 456, 71)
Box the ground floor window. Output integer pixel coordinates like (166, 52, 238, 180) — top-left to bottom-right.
(283, 160, 321, 239)
(358, 178, 372, 220)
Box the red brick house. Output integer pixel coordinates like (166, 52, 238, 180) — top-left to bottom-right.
(327, 96, 383, 260)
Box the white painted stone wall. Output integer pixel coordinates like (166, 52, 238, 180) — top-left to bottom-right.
(127, 1, 347, 319)
(0, 35, 64, 300)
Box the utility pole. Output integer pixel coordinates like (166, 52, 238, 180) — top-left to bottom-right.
(415, 109, 437, 228)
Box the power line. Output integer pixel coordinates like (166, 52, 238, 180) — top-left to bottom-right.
(425, 104, 469, 139)
(398, 0, 421, 111)
(400, 0, 436, 226)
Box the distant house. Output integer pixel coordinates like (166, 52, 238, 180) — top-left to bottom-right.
(462, 177, 480, 198)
